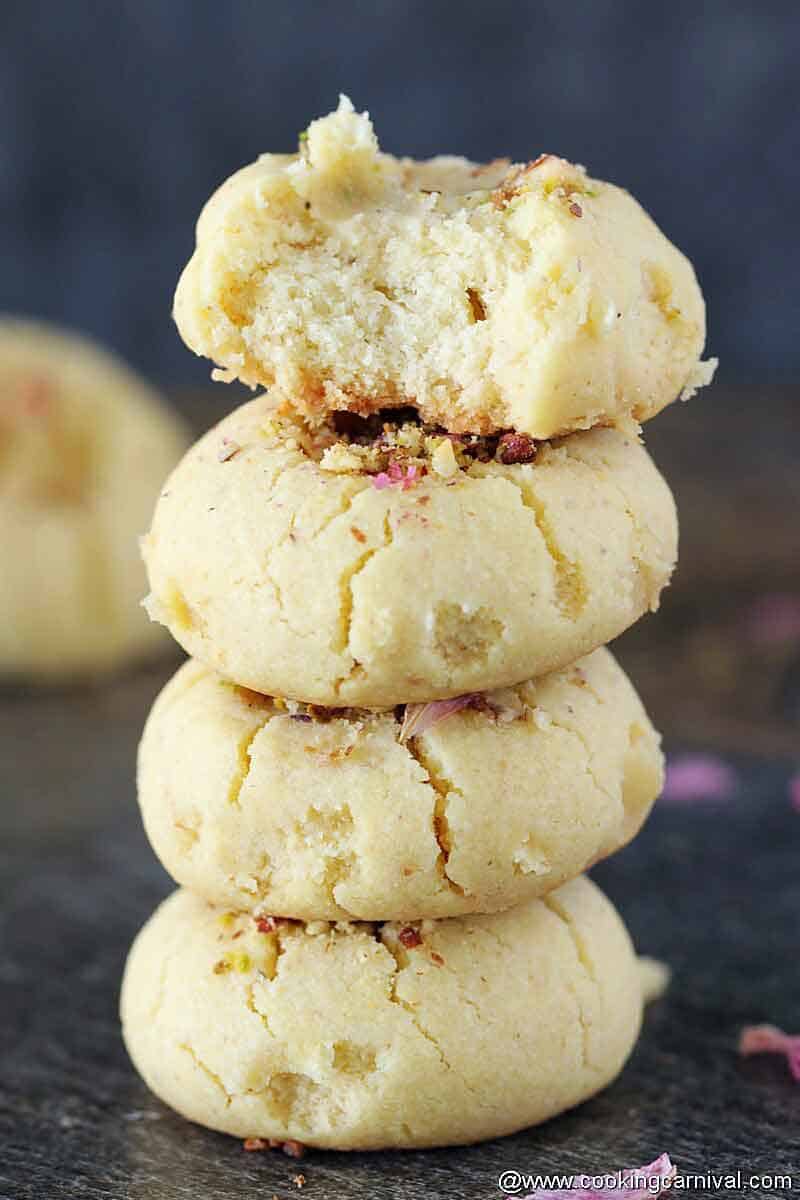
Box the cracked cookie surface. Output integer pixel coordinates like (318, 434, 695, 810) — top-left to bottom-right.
(174, 96, 715, 438)
(138, 648, 662, 919)
(0, 318, 188, 679)
(120, 878, 642, 1149)
(142, 396, 678, 705)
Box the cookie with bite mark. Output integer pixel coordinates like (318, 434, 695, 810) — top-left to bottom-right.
(174, 95, 715, 438)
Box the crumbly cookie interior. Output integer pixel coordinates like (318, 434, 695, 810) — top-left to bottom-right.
(175, 96, 714, 435)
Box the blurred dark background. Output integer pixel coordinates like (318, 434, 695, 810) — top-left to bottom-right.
(1, 0, 799, 388)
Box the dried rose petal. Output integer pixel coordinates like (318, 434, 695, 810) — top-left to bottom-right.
(388, 460, 421, 489)
(744, 593, 800, 646)
(661, 754, 737, 802)
(511, 1154, 676, 1199)
(739, 1025, 800, 1081)
(398, 926, 423, 949)
(789, 772, 800, 813)
(398, 695, 479, 741)
(372, 461, 422, 491)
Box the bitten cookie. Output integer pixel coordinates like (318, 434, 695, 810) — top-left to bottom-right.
(142, 396, 678, 705)
(174, 95, 715, 438)
(0, 318, 188, 679)
(121, 878, 643, 1149)
(138, 649, 662, 920)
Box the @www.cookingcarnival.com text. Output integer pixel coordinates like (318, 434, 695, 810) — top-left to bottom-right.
(498, 1168, 796, 1194)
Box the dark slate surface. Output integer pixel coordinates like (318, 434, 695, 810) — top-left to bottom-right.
(1, 659, 799, 1200)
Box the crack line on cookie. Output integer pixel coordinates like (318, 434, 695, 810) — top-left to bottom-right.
(400, 737, 467, 898)
(179, 1043, 233, 1106)
(499, 469, 588, 619)
(542, 895, 600, 1074)
(540, 708, 618, 809)
(227, 720, 270, 809)
(379, 939, 454, 1072)
(332, 508, 395, 686)
(379, 934, 496, 1108)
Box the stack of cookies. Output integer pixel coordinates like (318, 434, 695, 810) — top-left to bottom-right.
(121, 98, 715, 1151)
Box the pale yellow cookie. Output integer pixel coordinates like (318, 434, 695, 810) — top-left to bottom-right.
(142, 396, 678, 705)
(121, 878, 643, 1149)
(174, 95, 715, 438)
(0, 319, 188, 679)
(138, 649, 662, 920)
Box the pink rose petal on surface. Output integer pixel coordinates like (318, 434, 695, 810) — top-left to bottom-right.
(371, 472, 391, 490)
(661, 754, 737, 802)
(399, 695, 479, 742)
(789, 773, 800, 813)
(511, 1153, 676, 1199)
(739, 1025, 800, 1081)
(744, 593, 800, 646)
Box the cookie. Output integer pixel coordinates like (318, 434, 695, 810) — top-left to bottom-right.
(0, 318, 188, 679)
(121, 878, 643, 1149)
(174, 95, 715, 439)
(142, 396, 678, 705)
(138, 649, 662, 920)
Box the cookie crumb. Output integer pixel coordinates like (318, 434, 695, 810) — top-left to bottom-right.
(431, 438, 458, 477)
(293, 1173, 306, 1188)
(242, 1137, 307, 1158)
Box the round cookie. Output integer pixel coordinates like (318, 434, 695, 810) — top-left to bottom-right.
(138, 649, 663, 920)
(142, 395, 678, 705)
(174, 95, 715, 439)
(0, 318, 188, 679)
(121, 878, 643, 1150)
